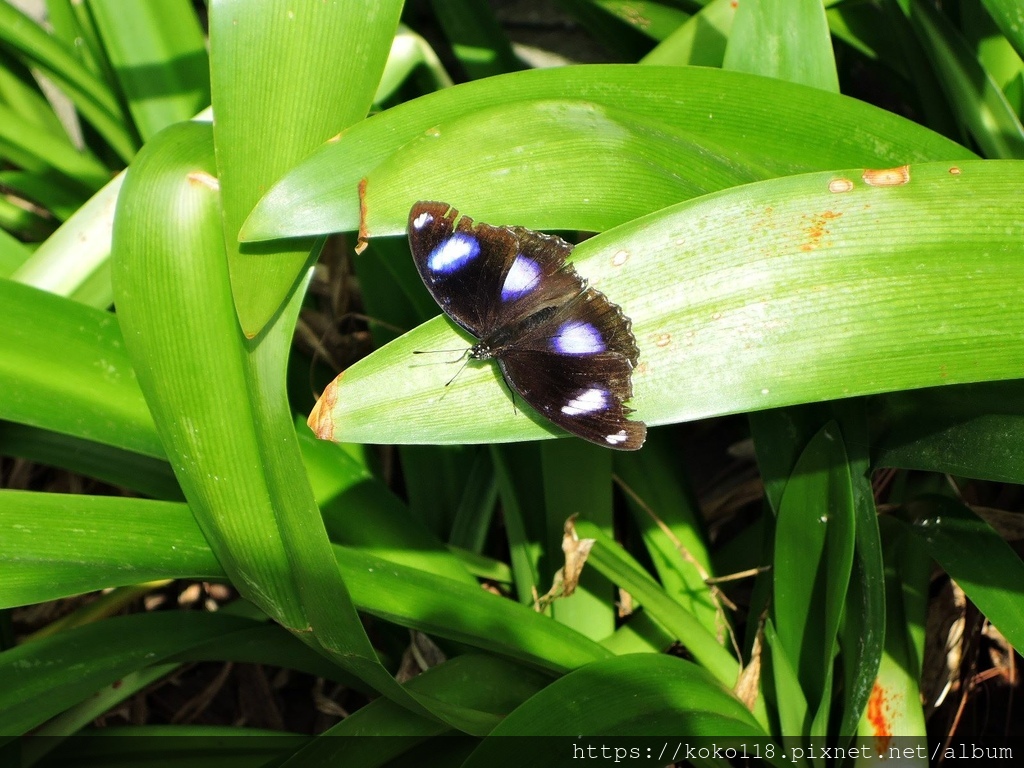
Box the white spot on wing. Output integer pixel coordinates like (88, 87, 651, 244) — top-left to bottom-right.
(605, 430, 628, 445)
(428, 233, 479, 273)
(561, 387, 608, 416)
(412, 211, 434, 229)
(501, 255, 541, 300)
(553, 321, 605, 355)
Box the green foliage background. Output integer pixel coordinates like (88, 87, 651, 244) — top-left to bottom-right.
(1, 0, 1023, 764)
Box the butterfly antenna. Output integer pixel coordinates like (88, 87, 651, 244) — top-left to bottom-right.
(444, 357, 471, 388)
(412, 348, 471, 365)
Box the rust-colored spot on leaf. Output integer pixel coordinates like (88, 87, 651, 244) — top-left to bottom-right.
(800, 210, 843, 251)
(949, 166, 961, 175)
(654, 332, 672, 348)
(829, 178, 854, 193)
(187, 171, 219, 191)
(355, 178, 369, 255)
(308, 376, 341, 441)
(862, 165, 910, 187)
(865, 681, 892, 755)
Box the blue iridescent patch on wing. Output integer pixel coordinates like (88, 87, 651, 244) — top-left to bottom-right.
(561, 386, 610, 416)
(501, 255, 542, 301)
(553, 321, 606, 355)
(428, 233, 480, 274)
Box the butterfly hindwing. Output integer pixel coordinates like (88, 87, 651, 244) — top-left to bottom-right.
(493, 288, 646, 450)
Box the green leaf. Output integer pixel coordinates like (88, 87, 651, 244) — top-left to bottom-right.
(0, 278, 159, 456)
(0, 490, 610, 675)
(310, 160, 1024, 447)
(641, 0, 736, 67)
(574, 519, 739, 689)
(981, 0, 1024, 63)
(0, 0, 136, 161)
(462, 655, 767, 765)
(0, 612, 268, 740)
(209, 0, 403, 336)
(428, 0, 520, 79)
(908, 0, 1024, 158)
(10, 173, 124, 306)
(0, 490, 217, 609)
(614, 431, 720, 636)
(872, 382, 1024, 483)
(901, 496, 1024, 652)
(88, 0, 210, 140)
(243, 65, 971, 241)
(540, 441, 615, 639)
(281, 655, 549, 765)
(724, 0, 839, 92)
(772, 422, 855, 729)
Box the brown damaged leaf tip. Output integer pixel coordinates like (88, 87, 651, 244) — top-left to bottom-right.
(355, 177, 369, 255)
(307, 377, 340, 441)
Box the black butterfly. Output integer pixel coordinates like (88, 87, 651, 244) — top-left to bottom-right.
(408, 201, 646, 450)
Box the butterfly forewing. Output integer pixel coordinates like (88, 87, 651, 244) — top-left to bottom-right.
(408, 201, 519, 337)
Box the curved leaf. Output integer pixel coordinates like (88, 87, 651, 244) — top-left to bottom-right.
(243, 65, 972, 240)
(311, 160, 1024, 447)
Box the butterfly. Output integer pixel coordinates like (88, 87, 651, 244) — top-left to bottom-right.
(408, 201, 646, 450)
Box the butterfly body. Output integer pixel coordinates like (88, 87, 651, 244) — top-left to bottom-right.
(408, 201, 646, 450)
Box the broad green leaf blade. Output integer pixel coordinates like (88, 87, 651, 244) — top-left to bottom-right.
(88, 0, 210, 141)
(574, 520, 740, 688)
(0, 490, 218, 609)
(0, 612, 267, 741)
(10, 172, 124, 306)
(209, 0, 403, 336)
(310, 160, 1024, 447)
(614, 431, 720, 636)
(0, 226, 30, 277)
(0, 101, 109, 189)
(112, 120, 309, 627)
(302, 428, 478, 586)
(901, 496, 1024, 652)
(0, 492, 609, 674)
(540, 441, 615, 639)
(909, 0, 1024, 159)
(360, 99, 762, 233)
(0, 423, 180, 499)
(242, 65, 972, 241)
(981, 0, 1024, 63)
(110, 121, 438, 719)
(763, 617, 808, 747)
(855, 517, 930, 758)
(281, 655, 549, 765)
(462, 655, 767, 767)
(872, 382, 1024, 483)
(0, 278, 160, 457)
(0, 0, 135, 162)
(641, 0, 736, 67)
(428, 0, 521, 79)
(774, 421, 856, 741)
(724, 0, 839, 92)
(491, 444, 546, 605)
(773, 422, 855, 728)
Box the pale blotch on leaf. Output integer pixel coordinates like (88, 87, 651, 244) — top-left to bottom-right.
(862, 165, 910, 187)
